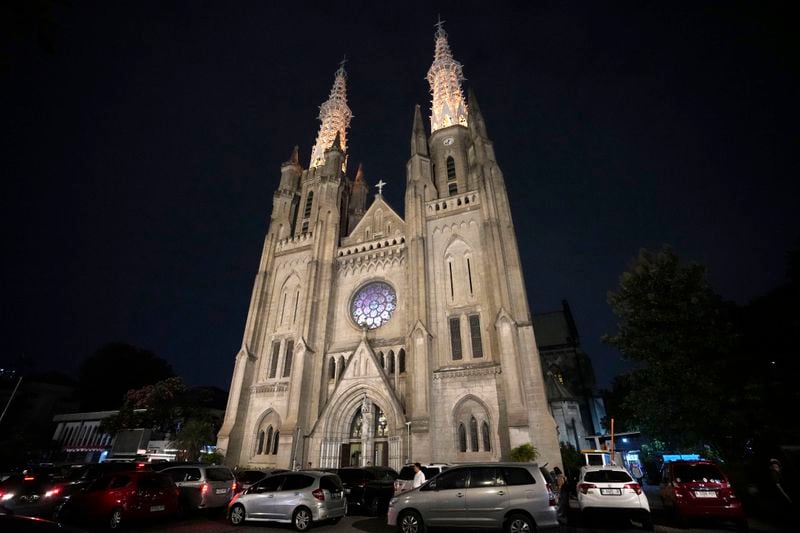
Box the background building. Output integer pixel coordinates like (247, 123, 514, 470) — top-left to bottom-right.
(533, 300, 607, 449)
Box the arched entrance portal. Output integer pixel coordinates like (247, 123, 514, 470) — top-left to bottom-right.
(340, 396, 391, 467)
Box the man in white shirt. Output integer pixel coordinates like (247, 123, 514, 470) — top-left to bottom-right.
(412, 462, 426, 489)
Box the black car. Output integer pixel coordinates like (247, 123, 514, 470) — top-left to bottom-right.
(336, 466, 397, 516)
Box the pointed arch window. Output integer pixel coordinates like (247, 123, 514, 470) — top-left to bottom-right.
(470, 417, 479, 452)
(449, 317, 463, 360)
(399, 349, 406, 374)
(257, 430, 265, 454)
(269, 342, 280, 379)
(482, 422, 491, 452)
(266, 426, 274, 455)
(446, 156, 456, 181)
(338, 356, 346, 380)
(303, 191, 314, 219)
(350, 407, 363, 438)
(272, 431, 280, 454)
(379, 352, 385, 370)
(282, 340, 294, 378)
(458, 424, 467, 452)
(388, 350, 395, 374)
(328, 357, 336, 380)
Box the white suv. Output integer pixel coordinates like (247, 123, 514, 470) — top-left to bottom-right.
(393, 464, 449, 495)
(577, 465, 652, 530)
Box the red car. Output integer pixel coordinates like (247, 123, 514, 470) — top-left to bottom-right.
(57, 471, 179, 530)
(659, 460, 747, 530)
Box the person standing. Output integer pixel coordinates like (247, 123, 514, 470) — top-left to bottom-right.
(412, 463, 426, 489)
(768, 458, 792, 525)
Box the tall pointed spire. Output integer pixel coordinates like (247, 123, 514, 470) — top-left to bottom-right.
(310, 58, 353, 169)
(411, 104, 429, 157)
(426, 18, 468, 132)
(467, 88, 488, 139)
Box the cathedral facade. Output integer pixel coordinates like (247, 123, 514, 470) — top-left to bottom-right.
(217, 25, 561, 471)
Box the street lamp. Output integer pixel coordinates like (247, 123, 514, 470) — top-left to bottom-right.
(405, 421, 412, 463)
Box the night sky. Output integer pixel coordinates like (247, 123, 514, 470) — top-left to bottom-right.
(3, 1, 798, 391)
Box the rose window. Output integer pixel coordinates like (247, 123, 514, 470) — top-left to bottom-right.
(350, 282, 397, 329)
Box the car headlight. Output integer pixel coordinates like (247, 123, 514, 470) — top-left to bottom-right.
(388, 497, 398, 507)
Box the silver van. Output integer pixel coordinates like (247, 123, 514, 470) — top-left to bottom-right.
(387, 463, 559, 533)
(159, 464, 235, 511)
(227, 471, 346, 530)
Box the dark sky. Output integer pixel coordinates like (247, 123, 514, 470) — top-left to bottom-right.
(3, 1, 798, 391)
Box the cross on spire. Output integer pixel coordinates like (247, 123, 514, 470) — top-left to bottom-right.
(375, 179, 386, 195)
(338, 55, 348, 72)
(435, 15, 446, 34)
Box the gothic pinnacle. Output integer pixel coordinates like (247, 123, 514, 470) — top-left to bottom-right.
(426, 19, 468, 132)
(411, 104, 429, 157)
(467, 88, 488, 139)
(355, 162, 365, 182)
(310, 61, 353, 168)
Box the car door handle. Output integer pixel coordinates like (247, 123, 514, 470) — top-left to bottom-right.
(456, 492, 464, 498)
(497, 491, 505, 496)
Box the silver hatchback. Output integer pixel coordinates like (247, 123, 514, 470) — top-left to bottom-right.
(387, 463, 559, 533)
(227, 471, 346, 531)
(160, 464, 236, 511)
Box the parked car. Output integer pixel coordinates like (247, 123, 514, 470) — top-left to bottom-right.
(159, 464, 236, 511)
(227, 471, 346, 530)
(0, 470, 64, 519)
(387, 463, 559, 533)
(393, 464, 450, 495)
(337, 466, 397, 516)
(56, 471, 179, 530)
(659, 460, 747, 530)
(235, 469, 288, 494)
(577, 464, 652, 529)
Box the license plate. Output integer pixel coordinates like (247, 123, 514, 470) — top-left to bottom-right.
(694, 491, 716, 498)
(215, 488, 228, 495)
(600, 488, 621, 495)
(150, 505, 165, 512)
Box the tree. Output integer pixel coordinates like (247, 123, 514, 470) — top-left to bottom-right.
(101, 377, 185, 434)
(603, 246, 738, 452)
(78, 343, 175, 410)
(509, 443, 539, 462)
(171, 418, 216, 462)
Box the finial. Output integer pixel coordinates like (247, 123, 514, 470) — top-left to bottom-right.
(435, 15, 446, 36)
(337, 55, 348, 75)
(375, 179, 386, 195)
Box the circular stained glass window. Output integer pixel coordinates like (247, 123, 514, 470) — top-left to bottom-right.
(350, 281, 397, 329)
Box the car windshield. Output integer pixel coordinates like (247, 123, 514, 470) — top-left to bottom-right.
(583, 470, 633, 483)
(206, 468, 234, 481)
(674, 464, 724, 483)
(237, 471, 266, 484)
(398, 466, 415, 480)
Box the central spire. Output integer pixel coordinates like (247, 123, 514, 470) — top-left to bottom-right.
(426, 18, 468, 133)
(310, 58, 353, 169)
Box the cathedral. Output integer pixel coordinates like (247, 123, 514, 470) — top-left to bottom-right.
(217, 24, 561, 471)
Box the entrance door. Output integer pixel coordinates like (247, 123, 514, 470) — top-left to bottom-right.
(340, 444, 350, 468)
(340, 443, 362, 466)
(374, 441, 389, 466)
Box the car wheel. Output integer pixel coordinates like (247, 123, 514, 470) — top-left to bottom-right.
(229, 503, 246, 526)
(398, 510, 425, 533)
(506, 512, 533, 533)
(293, 506, 313, 531)
(109, 507, 123, 530)
(368, 495, 381, 516)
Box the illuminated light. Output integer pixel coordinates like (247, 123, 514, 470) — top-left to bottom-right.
(309, 61, 352, 169)
(201, 483, 209, 494)
(45, 487, 62, 498)
(24, 476, 35, 481)
(1, 492, 14, 501)
(427, 22, 468, 133)
(622, 437, 629, 443)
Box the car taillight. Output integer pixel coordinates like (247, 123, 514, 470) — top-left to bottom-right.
(623, 483, 642, 495)
(24, 476, 35, 481)
(201, 483, 209, 494)
(231, 481, 237, 492)
(45, 486, 62, 498)
(136, 462, 146, 469)
(312, 488, 325, 501)
(545, 483, 556, 506)
(578, 483, 597, 494)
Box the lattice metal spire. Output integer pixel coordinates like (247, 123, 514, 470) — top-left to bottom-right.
(310, 58, 353, 168)
(426, 18, 468, 132)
